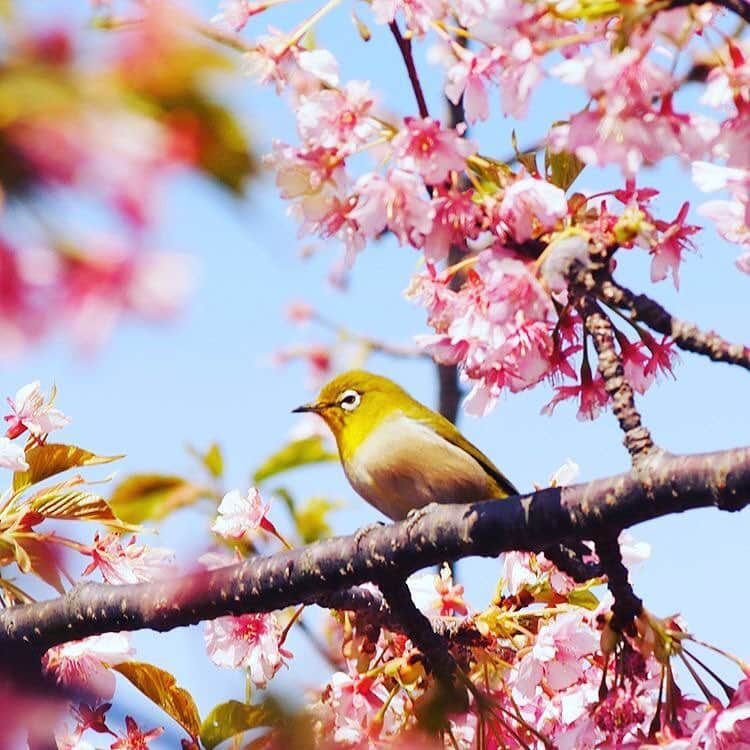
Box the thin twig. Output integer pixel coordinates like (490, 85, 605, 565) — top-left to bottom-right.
(388, 21, 430, 119)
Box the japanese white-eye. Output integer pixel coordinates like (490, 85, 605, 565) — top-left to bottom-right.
(293, 370, 517, 520)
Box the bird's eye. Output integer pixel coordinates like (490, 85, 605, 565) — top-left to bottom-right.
(338, 389, 361, 412)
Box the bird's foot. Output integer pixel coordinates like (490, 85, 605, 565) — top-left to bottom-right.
(405, 502, 440, 530)
(354, 521, 385, 548)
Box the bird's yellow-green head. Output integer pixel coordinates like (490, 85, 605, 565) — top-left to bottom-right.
(292, 370, 412, 461)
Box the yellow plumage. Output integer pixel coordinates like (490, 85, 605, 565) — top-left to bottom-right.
(293, 370, 517, 520)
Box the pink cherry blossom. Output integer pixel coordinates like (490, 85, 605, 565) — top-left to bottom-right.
(514, 610, 600, 696)
(411, 252, 559, 416)
(441, 45, 503, 124)
(685, 678, 750, 749)
(351, 170, 434, 247)
(0, 436, 29, 471)
(110, 717, 163, 750)
(81, 533, 177, 585)
(642, 333, 679, 380)
(648, 203, 700, 290)
(423, 187, 483, 262)
(615, 333, 656, 395)
(370, 0, 446, 36)
(498, 177, 568, 243)
(542, 361, 610, 421)
(297, 81, 376, 151)
(42, 633, 134, 700)
(391, 117, 475, 185)
(214, 0, 268, 31)
(5, 381, 70, 440)
(204, 612, 290, 686)
(211, 487, 271, 540)
(408, 564, 468, 617)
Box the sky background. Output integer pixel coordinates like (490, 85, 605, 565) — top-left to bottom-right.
(8, 0, 750, 745)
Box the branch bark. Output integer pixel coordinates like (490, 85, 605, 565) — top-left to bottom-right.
(599, 278, 750, 372)
(1, 445, 748, 658)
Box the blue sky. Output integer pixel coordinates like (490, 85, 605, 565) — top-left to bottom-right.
(8, 0, 750, 741)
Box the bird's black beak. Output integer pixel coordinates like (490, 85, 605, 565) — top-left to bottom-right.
(292, 402, 317, 413)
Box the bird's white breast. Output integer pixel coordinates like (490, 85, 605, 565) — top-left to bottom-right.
(343, 413, 492, 520)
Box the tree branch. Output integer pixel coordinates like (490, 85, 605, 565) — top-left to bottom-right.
(1, 446, 748, 657)
(378, 579, 460, 683)
(599, 277, 750, 372)
(577, 295, 656, 461)
(594, 533, 643, 631)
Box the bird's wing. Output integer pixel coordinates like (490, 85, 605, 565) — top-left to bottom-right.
(429, 415, 519, 499)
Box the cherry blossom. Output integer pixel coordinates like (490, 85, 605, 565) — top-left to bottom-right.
(211, 487, 272, 539)
(391, 117, 475, 185)
(408, 564, 468, 617)
(0, 436, 29, 471)
(351, 170, 434, 247)
(81, 533, 177, 585)
(110, 717, 163, 750)
(5, 381, 71, 440)
(370, 0, 446, 36)
(498, 177, 568, 243)
(204, 612, 290, 686)
(297, 82, 376, 151)
(42, 633, 134, 700)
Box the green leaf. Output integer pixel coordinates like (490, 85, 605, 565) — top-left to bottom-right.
(200, 700, 278, 750)
(109, 474, 205, 524)
(13, 536, 66, 593)
(253, 437, 337, 483)
(114, 661, 200, 738)
(545, 144, 585, 191)
(294, 497, 342, 544)
(567, 581, 601, 610)
(13, 444, 123, 492)
(189, 442, 223, 479)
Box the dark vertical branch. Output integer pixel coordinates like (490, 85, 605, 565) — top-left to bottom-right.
(594, 535, 643, 631)
(388, 21, 430, 119)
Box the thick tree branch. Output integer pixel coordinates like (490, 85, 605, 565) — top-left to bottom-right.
(577, 295, 656, 461)
(599, 278, 750, 372)
(379, 579, 460, 683)
(0, 446, 748, 657)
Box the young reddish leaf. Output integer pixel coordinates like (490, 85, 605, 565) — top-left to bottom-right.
(12, 444, 123, 493)
(200, 700, 279, 750)
(109, 474, 205, 524)
(113, 661, 201, 739)
(29, 489, 137, 531)
(252, 437, 337, 483)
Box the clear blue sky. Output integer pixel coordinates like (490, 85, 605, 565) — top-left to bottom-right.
(9, 0, 750, 742)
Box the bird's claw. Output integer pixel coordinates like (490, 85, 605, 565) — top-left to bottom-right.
(354, 521, 384, 547)
(405, 502, 440, 529)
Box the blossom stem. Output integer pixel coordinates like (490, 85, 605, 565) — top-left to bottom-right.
(388, 21, 430, 119)
(279, 604, 305, 646)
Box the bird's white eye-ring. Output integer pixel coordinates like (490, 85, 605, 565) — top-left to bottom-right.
(338, 389, 361, 412)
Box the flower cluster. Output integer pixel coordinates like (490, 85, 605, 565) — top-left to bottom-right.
(298, 549, 750, 749)
(224, 0, 741, 414)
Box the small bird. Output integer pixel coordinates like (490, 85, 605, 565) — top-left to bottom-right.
(293, 370, 517, 520)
